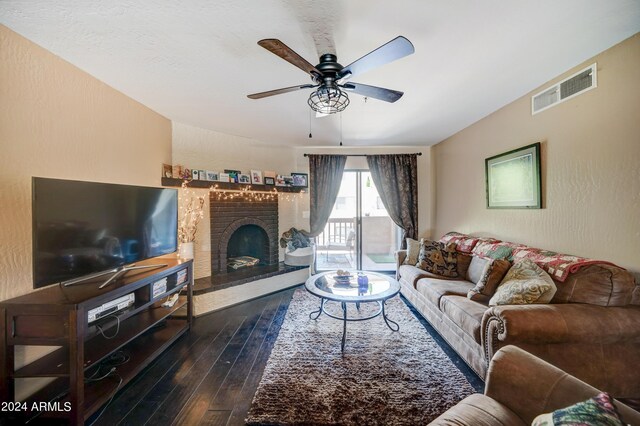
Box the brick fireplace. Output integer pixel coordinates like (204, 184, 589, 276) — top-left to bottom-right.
(210, 194, 279, 275)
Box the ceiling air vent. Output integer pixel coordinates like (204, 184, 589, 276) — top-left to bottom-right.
(532, 63, 597, 115)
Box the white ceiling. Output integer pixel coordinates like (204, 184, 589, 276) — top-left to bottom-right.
(2, 1, 639, 147)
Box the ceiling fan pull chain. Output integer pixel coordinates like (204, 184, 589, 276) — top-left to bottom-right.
(309, 108, 313, 138)
(339, 113, 343, 146)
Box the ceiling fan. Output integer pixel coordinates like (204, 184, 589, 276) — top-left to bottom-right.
(247, 36, 415, 115)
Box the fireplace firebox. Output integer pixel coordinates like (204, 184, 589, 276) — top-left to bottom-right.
(210, 194, 279, 276)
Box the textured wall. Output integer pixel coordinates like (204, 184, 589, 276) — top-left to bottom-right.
(0, 25, 171, 400)
(433, 33, 640, 274)
(0, 25, 172, 301)
(171, 122, 305, 279)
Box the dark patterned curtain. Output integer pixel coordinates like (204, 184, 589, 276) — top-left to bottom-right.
(366, 154, 418, 249)
(308, 155, 347, 237)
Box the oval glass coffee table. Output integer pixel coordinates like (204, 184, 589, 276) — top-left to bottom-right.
(304, 270, 400, 352)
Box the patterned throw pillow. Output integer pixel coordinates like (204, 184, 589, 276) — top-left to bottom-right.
(531, 392, 625, 426)
(489, 258, 557, 306)
(403, 238, 422, 265)
(416, 239, 459, 278)
(466, 256, 512, 303)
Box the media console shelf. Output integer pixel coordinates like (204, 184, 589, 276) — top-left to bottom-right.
(0, 257, 193, 425)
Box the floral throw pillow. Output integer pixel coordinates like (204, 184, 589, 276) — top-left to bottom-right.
(489, 258, 557, 306)
(416, 239, 458, 277)
(531, 392, 625, 426)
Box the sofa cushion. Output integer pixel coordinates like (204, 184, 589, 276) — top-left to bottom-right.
(467, 257, 511, 303)
(416, 278, 474, 308)
(551, 264, 636, 307)
(428, 394, 526, 426)
(439, 231, 480, 253)
(403, 238, 421, 265)
(440, 296, 486, 343)
(398, 264, 432, 288)
(417, 239, 459, 278)
(489, 259, 557, 306)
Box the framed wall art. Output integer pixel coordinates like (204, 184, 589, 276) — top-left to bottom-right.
(251, 170, 263, 184)
(485, 142, 542, 209)
(291, 173, 308, 187)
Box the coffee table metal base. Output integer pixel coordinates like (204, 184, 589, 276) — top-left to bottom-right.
(309, 298, 400, 352)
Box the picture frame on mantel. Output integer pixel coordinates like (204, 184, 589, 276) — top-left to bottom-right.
(485, 142, 542, 209)
(291, 173, 308, 187)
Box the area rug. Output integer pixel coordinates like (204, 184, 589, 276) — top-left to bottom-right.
(246, 289, 476, 425)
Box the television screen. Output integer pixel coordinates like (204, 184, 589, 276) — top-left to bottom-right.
(32, 177, 178, 288)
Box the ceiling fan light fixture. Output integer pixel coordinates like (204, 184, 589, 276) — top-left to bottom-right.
(308, 85, 349, 114)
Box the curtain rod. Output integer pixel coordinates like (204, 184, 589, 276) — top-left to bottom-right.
(303, 153, 421, 157)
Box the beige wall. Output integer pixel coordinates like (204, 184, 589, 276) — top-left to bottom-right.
(0, 25, 172, 399)
(0, 25, 172, 301)
(433, 33, 640, 274)
(171, 122, 306, 278)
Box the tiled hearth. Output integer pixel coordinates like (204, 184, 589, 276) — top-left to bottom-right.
(193, 262, 306, 294)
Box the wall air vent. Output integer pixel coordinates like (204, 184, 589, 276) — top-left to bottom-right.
(532, 63, 597, 115)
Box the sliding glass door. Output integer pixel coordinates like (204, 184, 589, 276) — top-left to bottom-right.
(316, 171, 399, 272)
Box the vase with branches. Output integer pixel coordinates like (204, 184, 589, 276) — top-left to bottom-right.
(178, 181, 205, 258)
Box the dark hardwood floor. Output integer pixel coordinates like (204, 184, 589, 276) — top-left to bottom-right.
(86, 284, 483, 426)
(91, 287, 296, 426)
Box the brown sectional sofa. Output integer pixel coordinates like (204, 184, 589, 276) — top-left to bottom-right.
(396, 233, 640, 399)
(429, 345, 640, 425)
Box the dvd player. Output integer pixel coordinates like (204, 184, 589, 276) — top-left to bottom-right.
(88, 293, 135, 323)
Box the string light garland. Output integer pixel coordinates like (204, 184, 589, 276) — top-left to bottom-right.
(181, 181, 307, 203)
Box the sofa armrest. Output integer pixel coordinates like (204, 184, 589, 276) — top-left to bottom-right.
(395, 250, 407, 280)
(485, 346, 640, 425)
(482, 303, 640, 398)
(482, 303, 640, 350)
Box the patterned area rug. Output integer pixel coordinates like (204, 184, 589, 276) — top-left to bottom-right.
(246, 289, 475, 425)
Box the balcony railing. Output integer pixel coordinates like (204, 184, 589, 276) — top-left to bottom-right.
(316, 217, 355, 249)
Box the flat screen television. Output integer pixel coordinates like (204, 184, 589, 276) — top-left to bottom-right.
(32, 177, 178, 288)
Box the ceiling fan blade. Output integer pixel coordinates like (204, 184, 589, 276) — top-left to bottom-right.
(341, 82, 404, 103)
(258, 39, 322, 78)
(339, 36, 414, 79)
(247, 84, 316, 99)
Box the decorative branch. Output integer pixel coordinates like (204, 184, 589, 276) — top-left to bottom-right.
(178, 181, 205, 243)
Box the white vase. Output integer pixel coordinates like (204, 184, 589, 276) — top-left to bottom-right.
(179, 242, 194, 259)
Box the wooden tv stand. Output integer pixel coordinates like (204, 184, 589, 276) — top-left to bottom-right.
(0, 257, 193, 425)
